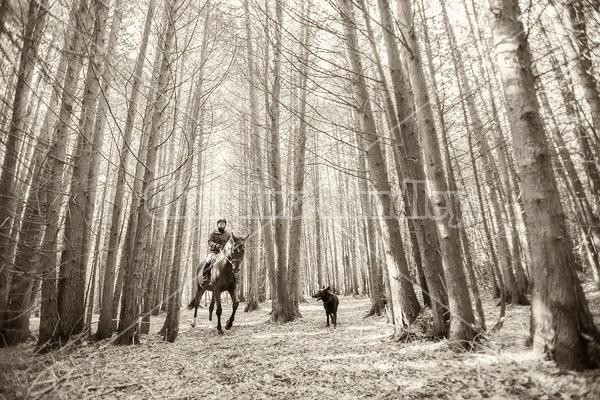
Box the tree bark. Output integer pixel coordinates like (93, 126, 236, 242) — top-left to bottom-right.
(375, 0, 449, 337)
(161, 118, 194, 343)
(286, 0, 311, 313)
(489, 0, 600, 370)
(270, 0, 296, 323)
(356, 147, 385, 317)
(190, 0, 210, 311)
(537, 78, 600, 280)
(440, 0, 527, 306)
(415, 0, 486, 330)
(313, 156, 324, 290)
(560, 0, 600, 152)
(97, 0, 157, 340)
(37, 0, 91, 351)
(57, 0, 108, 344)
(0, 0, 48, 325)
(117, 0, 179, 345)
(243, 0, 261, 312)
(0, 0, 49, 346)
(338, 0, 421, 331)
(395, 0, 475, 347)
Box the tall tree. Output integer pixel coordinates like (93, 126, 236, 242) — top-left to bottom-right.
(337, 0, 421, 331)
(415, 0, 486, 329)
(161, 122, 194, 343)
(395, 0, 476, 347)
(0, 0, 49, 346)
(439, 0, 526, 306)
(270, 0, 296, 323)
(244, 0, 262, 313)
(286, 0, 311, 313)
(375, 0, 449, 337)
(97, 0, 157, 340)
(56, 0, 109, 343)
(190, 0, 211, 314)
(537, 75, 600, 280)
(560, 0, 600, 149)
(489, 0, 600, 370)
(0, 0, 48, 322)
(312, 154, 324, 290)
(356, 143, 385, 316)
(37, 0, 92, 351)
(117, 0, 180, 345)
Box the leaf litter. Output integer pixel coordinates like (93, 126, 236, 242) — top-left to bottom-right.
(1, 290, 600, 399)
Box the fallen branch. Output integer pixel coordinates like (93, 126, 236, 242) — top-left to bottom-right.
(86, 381, 141, 392)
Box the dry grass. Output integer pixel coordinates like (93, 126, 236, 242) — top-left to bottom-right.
(2, 288, 600, 399)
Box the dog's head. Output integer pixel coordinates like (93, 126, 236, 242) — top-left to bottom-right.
(312, 286, 332, 301)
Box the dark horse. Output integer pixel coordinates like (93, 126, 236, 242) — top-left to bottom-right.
(188, 235, 248, 334)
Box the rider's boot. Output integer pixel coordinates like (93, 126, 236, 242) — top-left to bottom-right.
(201, 262, 211, 287)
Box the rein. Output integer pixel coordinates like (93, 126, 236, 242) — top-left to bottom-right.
(219, 245, 242, 273)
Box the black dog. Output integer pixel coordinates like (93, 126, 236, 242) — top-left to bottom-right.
(312, 286, 339, 328)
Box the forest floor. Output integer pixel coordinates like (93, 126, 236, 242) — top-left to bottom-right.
(2, 283, 600, 399)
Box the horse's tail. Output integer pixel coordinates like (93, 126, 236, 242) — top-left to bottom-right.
(187, 295, 197, 310)
(188, 266, 202, 309)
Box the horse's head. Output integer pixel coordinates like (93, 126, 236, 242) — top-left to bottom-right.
(226, 235, 249, 273)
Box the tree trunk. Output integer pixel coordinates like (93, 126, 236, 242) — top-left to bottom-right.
(161, 121, 194, 343)
(287, 0, 311, 314)
(357, 148, 385, 317)
(489, 0, 600, 370)
(0, 0, 48, 324)
(539, 36, 600, 274)
(117, 0, 179, 345)
(395, 0, 475, 347)
(338, 0, 421, 331)
(459, 0, 531, 293)
(24, 9, 73, 346)
(57, 0, 108, 344)
(270, 0, 296, 323)
(537, 78, 600, 280)
(0, 0, 49, 346)
(243, 0, 262, 312)
(37, 0, 91, 351)
(440, 0, 527, 306)
(313, 157, 324, 290)
(375, 0, 449, 337)
(414, 0, 486, 330)
(97, 0, 157, 340)
(189, 0, 210, 311)
(254, 0, 276, 305)
(559, 0, 600, 151)
(0, 0, 9, 39)
(84, 152, 111, 337)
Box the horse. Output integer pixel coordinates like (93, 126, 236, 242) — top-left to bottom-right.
(188, 235, 248, 334)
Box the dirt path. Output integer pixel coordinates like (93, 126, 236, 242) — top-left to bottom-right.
(2, 295, 600, 399)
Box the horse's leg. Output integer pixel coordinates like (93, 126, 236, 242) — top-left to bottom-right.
(225, 288, 239, 330)
(215, 291, 223, 334)
(326, 312, 330, 327)
(333, 312, 337, 328)
(209, 293, 215, 321)
(192, 286, 205, 328)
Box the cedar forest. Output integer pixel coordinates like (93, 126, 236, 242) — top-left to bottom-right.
(1, 0, 600, 398)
